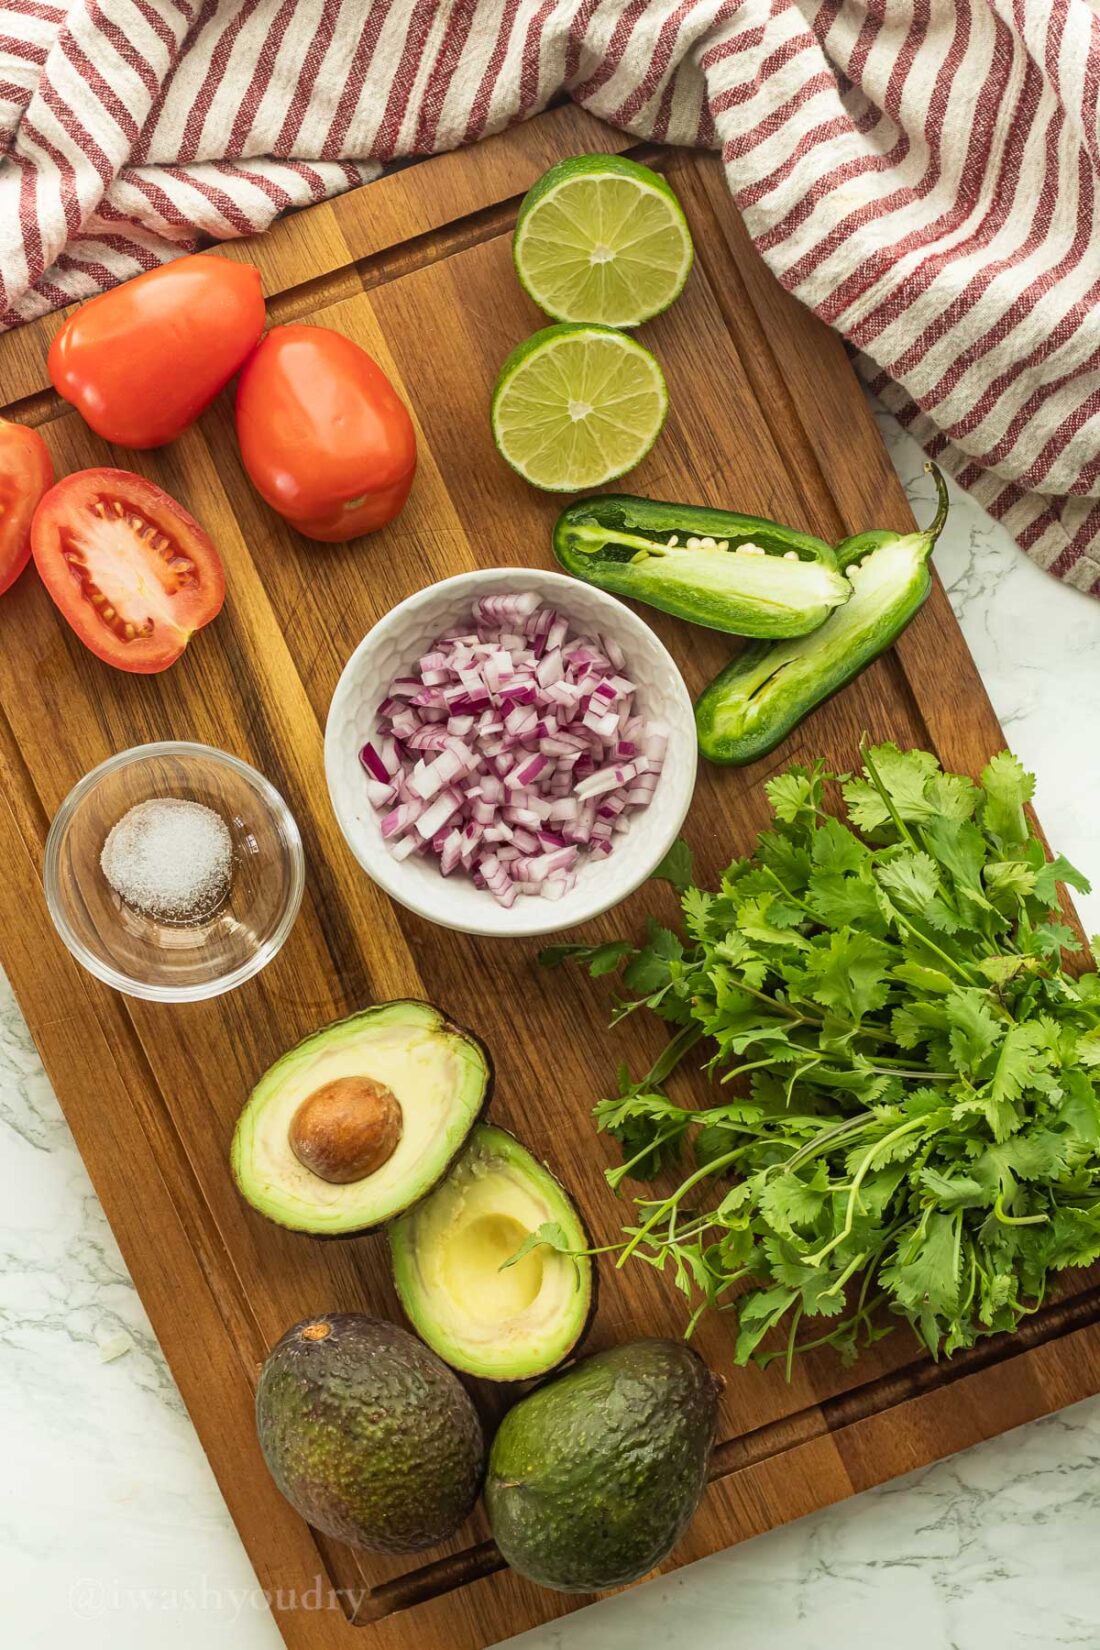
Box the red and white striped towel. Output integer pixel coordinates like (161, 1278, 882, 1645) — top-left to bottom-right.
(3, 1, 1099, 594)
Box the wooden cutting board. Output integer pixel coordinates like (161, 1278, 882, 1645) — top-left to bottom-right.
(1, 103, 1097, 1650)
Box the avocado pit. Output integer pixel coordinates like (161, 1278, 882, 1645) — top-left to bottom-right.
(289, 1076, 403, 1184)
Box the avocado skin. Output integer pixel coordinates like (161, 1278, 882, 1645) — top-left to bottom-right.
(485, 1338, 720, 1593)
(255, 1313, 485, 1552)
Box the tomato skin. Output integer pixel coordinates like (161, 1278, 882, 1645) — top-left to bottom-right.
(31, 469, 225, 674)
(235, 325, 417, 542)
(0, 419, 54, 595)
(48, 256, 265, 449)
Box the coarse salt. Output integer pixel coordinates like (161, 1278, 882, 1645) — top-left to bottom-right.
(101, 798, 233, 924)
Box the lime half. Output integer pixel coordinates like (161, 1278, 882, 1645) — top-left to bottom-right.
(513, 154, 694, 327)
(491, 324, 668, 493)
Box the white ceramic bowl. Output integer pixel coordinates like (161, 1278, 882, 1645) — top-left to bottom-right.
(324, 567, 697, 938)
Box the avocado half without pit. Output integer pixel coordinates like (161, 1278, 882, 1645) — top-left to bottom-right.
(231, 1001, 491, 1235)
(389, 1125, 593, 1381)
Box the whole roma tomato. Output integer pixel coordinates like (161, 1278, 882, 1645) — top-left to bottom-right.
(32, 469, 225, 673)
(235, 325, 417, 542)
(0, 419, 53, 594)
(48, 255, 265, 449)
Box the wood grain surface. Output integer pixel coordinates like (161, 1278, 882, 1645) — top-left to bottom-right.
(1, 104, 1097, 1650)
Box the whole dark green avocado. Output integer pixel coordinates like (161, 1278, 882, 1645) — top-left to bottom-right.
(255, 1313, 485, 1552)
(485, 1338, 720, 1593)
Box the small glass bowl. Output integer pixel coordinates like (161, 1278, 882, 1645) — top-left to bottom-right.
(44, 742, 306, 1002)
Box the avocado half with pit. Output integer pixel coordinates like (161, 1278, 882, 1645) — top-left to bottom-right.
(389, 1125, 593, 1381)
(231, 1001, 491, 1235)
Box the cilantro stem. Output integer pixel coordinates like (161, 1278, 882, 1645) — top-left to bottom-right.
(761, 1292, 890, 1371)
(778, 1113, 877, 1174)
(818, 1247, 871, 1301)
(785, 1058, 817, 1105)
(648, 1022, 704, 1085)
(803, 1116, 939, 1267)
(861, 1061, 956, 1080)
(616, 1148, 744, 1267)
(960, 1239, 978, 1319)
(685, 1299, 710, 1338)
(606, 1125, 687, 1192)
(728, 979, 808, 1023)
(993, 1193, 1048, 1226)
(784, 1304, 804, 1383)
(732, 975, 895, 1048)
(719, 1055, 792, 1084)
(789, 1001, 895, 1047)
(859, 737, 921, 852)
(886, 903, 982, 984)
(762, 866, 819, 920)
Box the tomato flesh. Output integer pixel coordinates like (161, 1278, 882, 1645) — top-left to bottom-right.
(31, 470, 225, 673)
(0, 419, 54, 594)
(235, 325, 417, 542)
(48, 255, 265, 449)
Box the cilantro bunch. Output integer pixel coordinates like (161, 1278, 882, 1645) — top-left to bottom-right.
(546, 744, 1100, 1373)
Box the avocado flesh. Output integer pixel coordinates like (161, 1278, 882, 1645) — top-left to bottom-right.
(255, 1313, 485, 1553)
(231, 1001, 490, 1235)
(485, 1338, 720, 1593)
(389, 1125, 592, 1381)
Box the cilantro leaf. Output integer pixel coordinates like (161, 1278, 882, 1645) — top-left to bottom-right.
(758, 1167, 829, 1237)
(807, 869, 886, 933)
(803, 930, 892, 1019)
(765, 765, 825, 824)
(979, 752, 1034, 846)
(733, 1286, 799, 1366)
(500, 1222, 575, 1270)
(882, 1213, 962, 1323)
(918, 1168, 988, 1210)
(540, 940, 633, 974)
(622, 920, 683, 995)
(945, 988, 1003, 1074)
(1033, 852, 1091, 906)
(811, 815, 868, 875)
(652, 837, 695, 892)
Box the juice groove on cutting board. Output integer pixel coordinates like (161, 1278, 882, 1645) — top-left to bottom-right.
(0, 104, 1096, 1650)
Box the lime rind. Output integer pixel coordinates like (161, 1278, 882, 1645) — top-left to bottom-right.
(491, 323, 668, 493)
(513, 154, 694, 328)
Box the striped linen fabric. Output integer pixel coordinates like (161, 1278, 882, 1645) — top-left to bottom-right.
(2, 2, 1098, 594)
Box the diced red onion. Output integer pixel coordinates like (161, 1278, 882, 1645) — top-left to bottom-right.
(440, 830, 463, 876)
(359, 742, 391, 784)
(364, 778, 396, 809)
(416, 792, 461, 840)
(359, 596, 668, 905)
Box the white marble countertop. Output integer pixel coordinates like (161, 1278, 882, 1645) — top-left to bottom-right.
(3, 409, 1099, 1650)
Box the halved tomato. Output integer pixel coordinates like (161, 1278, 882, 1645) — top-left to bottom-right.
(31, 469, 225, 673)
(0, 419, 54, 595)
